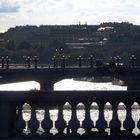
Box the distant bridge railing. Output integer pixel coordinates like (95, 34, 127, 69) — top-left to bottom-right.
(0, 63, 103, 69)
(0, 62, 131, 70)
(0, 91, 140, 139)
(0, 54, 138, 69)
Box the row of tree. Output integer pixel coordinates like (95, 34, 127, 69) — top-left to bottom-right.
(0, 22, 140, 65)
(0, 39, 139, 65)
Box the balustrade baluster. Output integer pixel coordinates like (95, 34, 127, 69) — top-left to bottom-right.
(76, 102, 86, 135)
(104, 102, 113, 136)
(63, 102, 72, 134)
(131, 102, 140, 136)
(117, 102, 127, 131)
(35, 108, 45, 135)
(49, 107, 59, 135)
(22, 103, 32, 135)
(90, 102, 99, 132)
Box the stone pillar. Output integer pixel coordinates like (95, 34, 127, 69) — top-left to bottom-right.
(0, 102, 16, 138)
(40, 80, 54, 91)
(125, 77, 140, 91)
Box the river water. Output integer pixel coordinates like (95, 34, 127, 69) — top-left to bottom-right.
(0, 78, 127, 91)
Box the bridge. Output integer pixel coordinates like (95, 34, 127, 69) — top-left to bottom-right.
(0, 63, 140, 91)
(0, 56, 140, 139)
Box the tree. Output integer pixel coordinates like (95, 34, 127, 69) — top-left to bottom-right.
(17, 41, 32, 50)
(5, 40, 15, 50)
(48, 40, 70, 54)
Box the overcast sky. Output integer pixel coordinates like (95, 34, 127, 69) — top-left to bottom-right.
(0, 0, 140, 33)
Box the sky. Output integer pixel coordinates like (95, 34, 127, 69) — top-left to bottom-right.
(0, 0, 140, 33)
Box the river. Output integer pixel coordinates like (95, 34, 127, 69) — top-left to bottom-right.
(0, 78, 127, 91)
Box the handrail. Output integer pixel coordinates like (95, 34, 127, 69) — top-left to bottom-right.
(0, 91, 140, 139)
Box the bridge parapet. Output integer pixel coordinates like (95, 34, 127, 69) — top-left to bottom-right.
(0, 91, 140, 139)
(1, 66, 140, 91)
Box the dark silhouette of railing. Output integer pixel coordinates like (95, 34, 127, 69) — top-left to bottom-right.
(0, 54, 138, 69)
(0, 91, 140, 139)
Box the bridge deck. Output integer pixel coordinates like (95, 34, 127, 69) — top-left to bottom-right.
(0, 66, 140, 90)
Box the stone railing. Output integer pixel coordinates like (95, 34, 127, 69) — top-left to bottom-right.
(0, 91, 140, 139)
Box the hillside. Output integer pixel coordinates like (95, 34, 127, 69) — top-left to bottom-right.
(0, 22, 140, 64)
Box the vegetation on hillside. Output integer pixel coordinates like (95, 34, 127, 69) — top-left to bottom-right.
(0, 22, 140, 65)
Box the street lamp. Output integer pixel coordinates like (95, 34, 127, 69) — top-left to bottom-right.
(26, 56, 31, 68)
(55, 47, 64, 67)
(1, 56, 4, 68)
(89, 55, 94, 68)
(77, 56, 83, 67)
(130, 54, 136, 68)
(68, 56, 71, 68)
(55, 48, 58, 54)
(60, 48, 63, 57)
(114, 56, 121, 66)
(61, 55, 66, 68)
(109, 57, 117, 71)
(5, 56, 9, 69)
(52, 56, 56, 68)
(23, 56, 27, 67)
(33, 56, 39, 69)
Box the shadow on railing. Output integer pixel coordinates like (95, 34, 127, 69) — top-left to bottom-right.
(0, 91, 140, 139)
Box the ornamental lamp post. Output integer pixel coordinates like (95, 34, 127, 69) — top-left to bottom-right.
(55, 48, 58, 56)
(89, 55, 94, 68)
(1, 56, 4, 68)
(60, 48, 63, 57)
(115, 55, 121, 66)
(130, 54, 136, 68)
(55, 47, 65, 67)
(68, 56, 71, 68)
(26, 56, 31, 68)
(77, 56, 83, 67)
(5, 56, 9, 69)
(33, 56, 39, 69)
(52, 56, 56, 68)
(23, 56, 27, 67)
(61, 55, 65, 68)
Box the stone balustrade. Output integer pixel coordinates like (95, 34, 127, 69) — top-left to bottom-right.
(15, 101, 140, 138)
(0, 91, 140, 139)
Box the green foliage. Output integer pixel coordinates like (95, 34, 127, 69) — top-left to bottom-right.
(5, 40, 15, 50)
(1, 23, 140, 64)
(17, 41, 32, 50)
